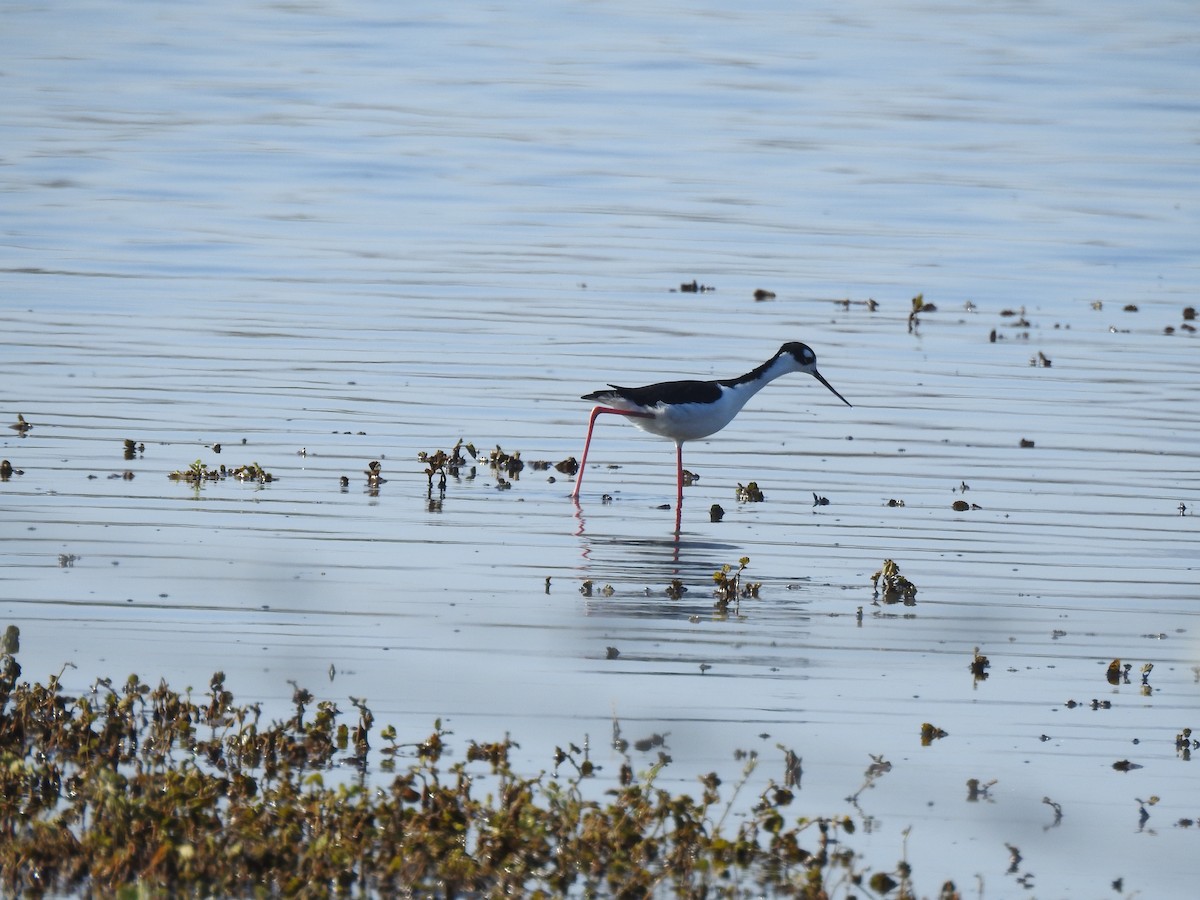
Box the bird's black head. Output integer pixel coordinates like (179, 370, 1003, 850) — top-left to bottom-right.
(777, 342, 852, 407)
(779, 342, 817, 368)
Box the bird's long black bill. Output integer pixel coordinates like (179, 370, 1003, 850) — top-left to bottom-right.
(813, 370, 852, 407)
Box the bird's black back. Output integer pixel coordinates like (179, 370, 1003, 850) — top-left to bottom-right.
(583, 379, 723, 407)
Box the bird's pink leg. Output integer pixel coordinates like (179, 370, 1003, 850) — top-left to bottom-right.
(675, 441, 684, 508)
(572, 406, 653, 500)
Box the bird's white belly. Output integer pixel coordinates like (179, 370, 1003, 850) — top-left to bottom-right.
(632, 396, 745, 443)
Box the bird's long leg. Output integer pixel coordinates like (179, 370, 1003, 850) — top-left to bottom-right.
(572, 406, 654, 500)
(675, 441, 684, 509)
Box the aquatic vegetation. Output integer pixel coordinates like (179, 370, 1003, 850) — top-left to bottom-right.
(422, 440, 552, 492)
(870, 559, 918, 605)
(1064, 698, 1112, 710)
(969, 647, 990, 683)
(907, 293, 936, 333)
(364, 459, 385, 491)
(167, 460, 274, 484)
(233, 462, 273, 483)
(168, 459, 217, 482)
(735, 481, 764, 502)
(844, 753, 892, 808)
(965, 778, 996, 802)
(920, 723, 949, 746)
(419, 449, 449, 490)
(836, 297, 879, 312)
(1135, 796, 1159, 830)
(1106, 658, 1129, 685)
(1041, 797, 1064, 830)
(418, 439, 475, 491)
(529, 457, 573, 479)
(779, 746, 802, 789)
(488, 444, 523, 479)
(0, 648, 942, 898)
(1175, 728, 1197, 761)
(998, 306, 1030, 327)
(418, 448, 451, 490)
(714, 557, 761, 613)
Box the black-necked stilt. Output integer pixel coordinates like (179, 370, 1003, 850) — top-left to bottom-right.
(572, 342, 852, 506)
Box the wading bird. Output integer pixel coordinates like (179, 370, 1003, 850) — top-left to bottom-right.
(572, 342, 851, 506)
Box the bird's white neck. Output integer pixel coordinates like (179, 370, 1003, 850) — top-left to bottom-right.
(721, 351, 804, 404)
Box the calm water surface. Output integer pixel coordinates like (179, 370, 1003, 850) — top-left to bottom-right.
(2, 1, 1199, 896)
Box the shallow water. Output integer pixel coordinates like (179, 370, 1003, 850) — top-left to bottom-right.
(3, 0, 1199, 895)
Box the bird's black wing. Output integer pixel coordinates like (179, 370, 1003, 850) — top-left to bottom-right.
(585, 379, 722, 407)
